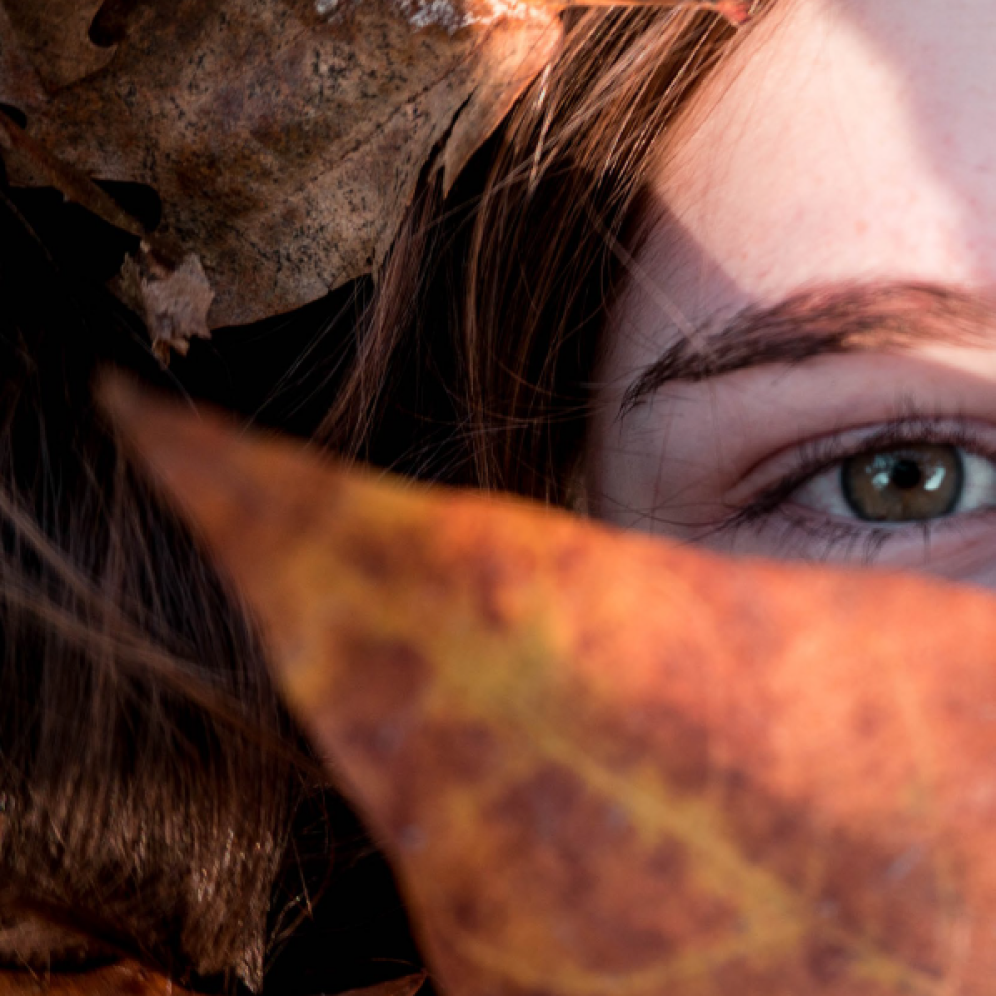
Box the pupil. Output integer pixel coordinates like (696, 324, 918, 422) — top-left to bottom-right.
(890, 459, 922, 490)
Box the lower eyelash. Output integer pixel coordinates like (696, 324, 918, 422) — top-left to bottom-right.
(719, 501, 933, 564)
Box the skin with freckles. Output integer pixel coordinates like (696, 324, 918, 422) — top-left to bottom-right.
(588, 0, 996, 587)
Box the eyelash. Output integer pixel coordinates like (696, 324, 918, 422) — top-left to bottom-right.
(716, 408, 996, 561)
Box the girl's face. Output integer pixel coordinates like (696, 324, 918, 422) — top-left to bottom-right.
(588, 0, 996, 586)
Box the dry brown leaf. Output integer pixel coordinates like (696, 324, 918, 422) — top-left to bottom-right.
(106, 382, 996, 996)
(114, 247, 214, 361)
(0, 108, 214, 359)
(2, 0, 113, 90)
(0, 5, 44, 109)
(0, 109, 143, 237)
(0, 0, 561, 328)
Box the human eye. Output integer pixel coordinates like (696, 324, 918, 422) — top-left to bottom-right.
(720, 413, 996, 568)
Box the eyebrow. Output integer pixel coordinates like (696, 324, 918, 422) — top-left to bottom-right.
(619, 282, 996, 416)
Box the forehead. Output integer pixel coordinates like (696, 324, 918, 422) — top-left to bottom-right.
(648, 0, 996, 311)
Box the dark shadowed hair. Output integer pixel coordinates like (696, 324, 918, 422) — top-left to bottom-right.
(0, 5, 763, 994)
(0, 191, 422, 994)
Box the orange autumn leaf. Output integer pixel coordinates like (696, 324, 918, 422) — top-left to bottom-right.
(108, 381, 996, 996)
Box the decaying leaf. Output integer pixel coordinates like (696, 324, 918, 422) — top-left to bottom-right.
(114, 246, 214, 362)
(2, 0, 113, 90)
(0, 0, 561, 328)
(0, 108, 211, 359)
(0, 5, 44, 109)
(0, 109, 143, 237)
(107, 382, 996, 996)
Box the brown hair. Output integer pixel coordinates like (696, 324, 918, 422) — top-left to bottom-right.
(0, 193, 422, 994)
(323, 5, 761, 502)
(0, 5, 764, 993)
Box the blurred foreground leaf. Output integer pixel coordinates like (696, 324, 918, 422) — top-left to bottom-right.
(108, 382, 996, 996)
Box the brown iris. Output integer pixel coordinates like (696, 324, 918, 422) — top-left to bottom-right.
(841, 444, 963, 522)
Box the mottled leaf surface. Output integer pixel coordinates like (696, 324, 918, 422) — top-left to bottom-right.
(0, 0, 560, 327)
(2, 0, 113, 89)
(108, 384, 996, 996)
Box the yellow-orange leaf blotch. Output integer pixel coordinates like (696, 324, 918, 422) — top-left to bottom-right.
(108, 380, 996, 996)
